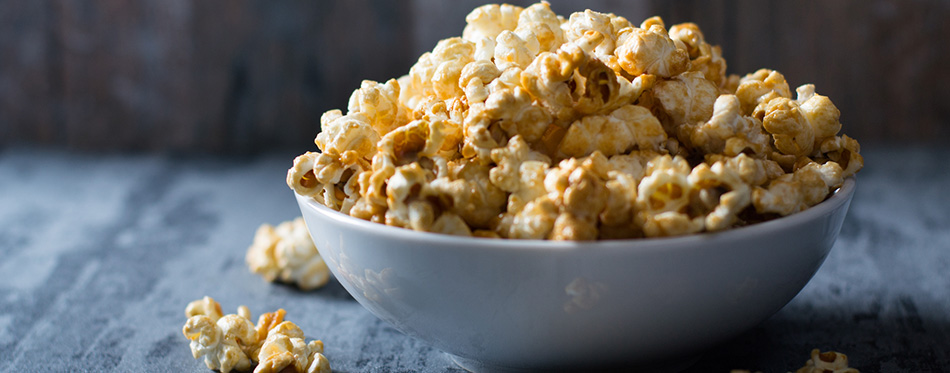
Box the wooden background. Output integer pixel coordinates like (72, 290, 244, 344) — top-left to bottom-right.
(1, 0, 947, 153)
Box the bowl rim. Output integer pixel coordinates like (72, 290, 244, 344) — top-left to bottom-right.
(297, 177, 855, 252)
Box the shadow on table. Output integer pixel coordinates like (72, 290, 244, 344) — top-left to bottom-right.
(269, 277, 356, 302)
(682, 299, 950, 372)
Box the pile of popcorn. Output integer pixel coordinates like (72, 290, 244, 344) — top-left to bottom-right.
(288, 2, 863, 240)
(182, 296, 331, 373)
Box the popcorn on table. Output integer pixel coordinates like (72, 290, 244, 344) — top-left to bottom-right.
(182, 296, 331, 373)
(288, 1, 862, 239)
(246, 218, 330, 291)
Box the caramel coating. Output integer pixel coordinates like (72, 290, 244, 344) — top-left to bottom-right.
(289, 3, 862, 240)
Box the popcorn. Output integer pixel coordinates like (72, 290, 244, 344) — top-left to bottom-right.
(347, 79, 406, 137)
(636, 155, 704, 237)
(653, 71, 719, 127)
(669, 23, 727, 86)
(686, 94, 771, 157)
(795, 349, 860, 373)
(558, 104, 666, 158)
(290, 3, 863, 240)
(615, 17, 690, 78)
(182, 297, 331, 373)
(246, 218, 331, 291)
(255, 322, 331, 373)
(462, 4, 523, 43)
(753, 161, 844, 216)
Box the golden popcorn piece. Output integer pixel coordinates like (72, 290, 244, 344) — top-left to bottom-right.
(688, 161, 752, 231)
(462, 3, 523, 43)
(182, 298, 331, 373)
(558, 104, 666, 158)
(795, 349, 860, 373)
(636, 155, 704, 237)
(183, 314, 256, 373)
(819, 135, 863, 177)
(735, 69, 792, 116)
(255, 322, 331, 373)
(615, 17, 690, 78)
(347, 79, 406, 137)
(186, 296, 224, 321)
(753, 161, 843, 216)
(514, 2, 564, 54)
(429, 158, 508, 230)
(653, 71, 719, 128)
(246, 217, 331, 291)
(289, 3, 862, 240)
(544, 154, 611, 240)
(669, 22, 727, 86)
(460, 60, 502, 104)
(687, 94, 771, 157)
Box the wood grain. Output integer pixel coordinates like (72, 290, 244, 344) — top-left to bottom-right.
(0, 0, 947, 152)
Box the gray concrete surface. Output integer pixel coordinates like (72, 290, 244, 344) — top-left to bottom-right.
(0, 146, 946, 372)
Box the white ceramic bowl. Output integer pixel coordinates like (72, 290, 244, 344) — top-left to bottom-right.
(296, 178, 856, 371)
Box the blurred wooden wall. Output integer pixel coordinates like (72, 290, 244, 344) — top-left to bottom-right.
(1, 0, 947, 153)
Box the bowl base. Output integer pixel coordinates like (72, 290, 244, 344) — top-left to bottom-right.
(448, 353, 701, 373)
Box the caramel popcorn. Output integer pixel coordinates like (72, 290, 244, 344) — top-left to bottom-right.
(795, 349, 859, 373)
(182, 297, 331, 373)
(288, 2, 862, 239)
(246, 218, 331, 291)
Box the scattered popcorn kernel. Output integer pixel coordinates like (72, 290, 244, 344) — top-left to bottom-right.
(255, 322, 331, 373)
(795, 349, 859, 373)
(289, 3, 862, 240)
(182, 297, 332, 373)
(246, 217, 331, 291)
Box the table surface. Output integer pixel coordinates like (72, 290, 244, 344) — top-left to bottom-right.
(0, 146, 947, 372)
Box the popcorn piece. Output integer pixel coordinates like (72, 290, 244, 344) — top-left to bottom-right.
(460, 60, 502, 104)
(735, 69, 792, 116)
(315, 111, 379, 158)
(186, 296, 224, 321)
(246, 217, 331, 291)
(686, 94, 771, 157)
(795, 349, 859, 373)
(705, 153, 785, 187)
(347, 79, 406, 136)
(429, 158, 508, 229)
(753, 161, 844, 216)
(669, 22, 727, 86)
(688, 161, 751, 231)
(255, 322, 331, 373)
(182, 298, 331, 373)
(514, 2, 564, 54)
(562, 9, 631, 70)
(819, 135, 863, 177)
(653, 71, 719, 129)
(544, 153, 611, 240)
(615, 17, 690, 78)
(558, 104, 666, 158)
(636, 155, 704, 237)
(183, 314, 257, 373)
(494, 30, 539, 71)
(462, 3, 523, 43)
